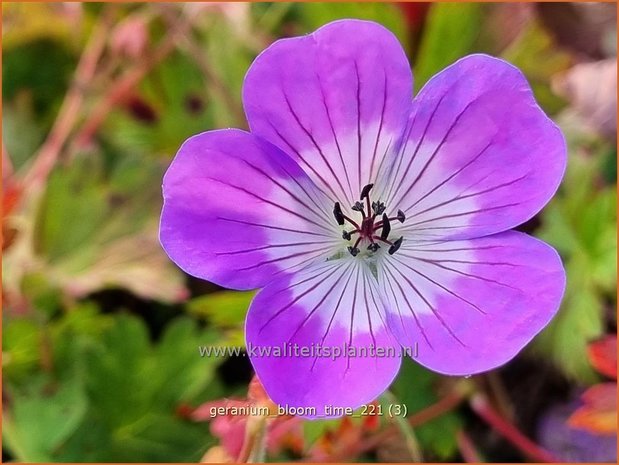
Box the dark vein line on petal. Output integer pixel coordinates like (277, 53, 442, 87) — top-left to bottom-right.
(311, 263, 355, 372)
(281, 89, 350, 203)
(386, 93, 449, 206)
(403, 245, 504, 254)
(382, 265, 433, 350)
(262, 118, 340, 203)
(408, 175, 528, 221)
(405, 224, 500, 234)
(214, 240, 334, 256)
(237, 245, 333, 272)
(361, 270, 379, 367)
(388, 262, 467, 347)
(276, 160, 334, 221)
(402, 140, 494, 213)
(391, 256, 486, 315)
(403, 202, 522, 229)
(392, 98, 476, 209)
(401, 254, 520, 291)
(259, 264, 343, 333)
(316, 70, 354, 202)
(239, 159, 334, 229)
(346, 266, 361, 372)
(381, 110, 420, 205)
(428, 259, 520, 267)
(272, 265, 336, 298)
(354, 60, 363, 192)
(206, 176, 333, 233)
(286, 266, 345, 344)
(217, 216, 332, 237)
(368, 70, 388, 182)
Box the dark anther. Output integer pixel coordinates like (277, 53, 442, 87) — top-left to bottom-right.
(333, 202, 345, 225)
(342, 231, 352, 240)
(351, 201, 365, 213)
(380, 213, 391, 240)
(396, 209, 406, 223)
(367, 242, 380, 253)
(372, 201, 386, 215)
(360, 183, 374, 200)
(347, 246, 360, 257)
(388, 236, 404, 255)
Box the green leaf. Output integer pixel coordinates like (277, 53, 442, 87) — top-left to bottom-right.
(414, 3, 484, 90)
(188, 290, 254, 327)
(533, 143, 616, 381)
(2, 319, 43, 384)
(34, 155, 108, 262)
(295, 2, 408, 48)
(3, 375, 87, 462)
(49, 314, 220, 461)
(153, 318, 221, 405)
(532, 265, 604, 383)
(27, 151, 187, 302)
(2, 101, 46, 169)
(501, 21, 571, 114)
(188, 290, 254, 346)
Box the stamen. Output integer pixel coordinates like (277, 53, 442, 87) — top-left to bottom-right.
(351, 201, 365, 213)
(347, 246, 360, 257)
(367, 243, 380, 252)
(372, 201, 386, 216)
(396, 209, 406, 223)
(388, 236, 404, 255)
(380, 213, 391, 240)
(333, 202, 345, 225)
(373, 235, 392, 246)
(342, 229, 359, 241)
(360, 183, 374, 200)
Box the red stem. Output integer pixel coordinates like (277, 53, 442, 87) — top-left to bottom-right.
(342, 215, 360, 230)
(470, 394, 558, 463)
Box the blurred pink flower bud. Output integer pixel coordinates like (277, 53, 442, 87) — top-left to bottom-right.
(111, 16, 148, 59)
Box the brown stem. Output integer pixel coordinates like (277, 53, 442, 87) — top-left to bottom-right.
(72, 20, 185, 150)
(23, 8, 112, 190)
(408, 389, 466, 427)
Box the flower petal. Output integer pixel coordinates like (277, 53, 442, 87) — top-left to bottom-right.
(160, 129, 339, 290)
(377, 231, 565, 375)
(378, 54, 566, 240)
(246, 258, 401, 417)
(243, 19, 413, 206)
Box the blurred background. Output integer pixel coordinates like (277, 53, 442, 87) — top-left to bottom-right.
(2, 2, 617, 462)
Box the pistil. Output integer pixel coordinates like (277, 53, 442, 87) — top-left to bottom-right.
(334, 184, 405, 257)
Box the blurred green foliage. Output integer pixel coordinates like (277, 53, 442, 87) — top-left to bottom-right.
(534, 137, 617, 382)
(2, 2, 616, 463)
(4, 310, 223, 461)
(414, 3, 483, 90)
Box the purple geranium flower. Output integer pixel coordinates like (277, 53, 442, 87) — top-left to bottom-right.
(160, 20, 566, 416)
